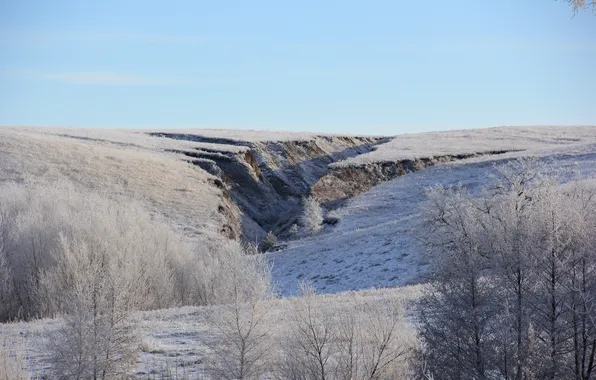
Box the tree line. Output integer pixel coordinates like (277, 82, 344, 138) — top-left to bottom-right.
(417, 159, 596, 379)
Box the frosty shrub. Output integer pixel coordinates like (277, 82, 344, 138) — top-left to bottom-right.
(0, 182, 274, 321)
(0, 182, 277, 378)
(0, 249, 17, 322)
(0, 182, 200, 321)
(188, 240, 274, 306)
(288, 224, 299, 236)
(260, 231, 278, 252)
(300, 196, 323, 234)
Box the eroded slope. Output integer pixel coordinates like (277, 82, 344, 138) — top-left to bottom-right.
(312, 126, 596, 205)
(152, 132, 387, 240)
(0, 127, 388, 243)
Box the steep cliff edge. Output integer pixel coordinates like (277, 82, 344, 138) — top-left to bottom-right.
(153, 132, 519, 242)
(312, 150, 512, 205)
(151, 133, 388, 241)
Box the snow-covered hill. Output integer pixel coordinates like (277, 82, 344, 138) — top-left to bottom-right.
(334, 125, 596, 167)
(3, 126, 595, 295)
(270, 140, 596, 295)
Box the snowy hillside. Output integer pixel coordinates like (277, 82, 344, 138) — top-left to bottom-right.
(0, 128, 237, 242)
(270, 141, 596, 295)
(3, 125, 596, 298)
(333, 125, 596, 167)
(1, 127, 384, 242)
(3, 126, 595, 296)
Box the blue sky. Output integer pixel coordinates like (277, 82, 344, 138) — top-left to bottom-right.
(0, 0, 594, 135)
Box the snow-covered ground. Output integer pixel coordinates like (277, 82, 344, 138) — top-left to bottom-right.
(333, 126, 596, 167)
(1, 285, 422, 378)
(270, 142, 596, 296)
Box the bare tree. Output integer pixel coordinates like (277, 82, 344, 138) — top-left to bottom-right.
(203, 249, 274, 380)
(349, 301, 407, 380)
(565, 0, 596, 14)
(278, 283, 335, 380)
(205, 299, 272, 380)
(0, 249, 17, 322)
(277, 284, 408, 380)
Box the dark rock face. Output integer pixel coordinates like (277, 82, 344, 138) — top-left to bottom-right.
(312, 150, 512, 205)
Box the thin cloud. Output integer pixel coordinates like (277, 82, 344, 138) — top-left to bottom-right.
(0, 31, 208, 46)
(43, 72, 176, 85)
(71, 33, 208, 45)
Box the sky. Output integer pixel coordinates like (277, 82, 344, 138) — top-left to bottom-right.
(0, 0, 594, 135)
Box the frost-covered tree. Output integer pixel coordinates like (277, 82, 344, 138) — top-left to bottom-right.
(418, 185, 501, 380)
(204, 249, 274, 380)
(289, 224, 299, 236)
(478, 159, 545, 379)
(416, 159, 596, 380)
(45, 233, 140, 380)
(0, 183, 199, 320)
(301, 196, 323, 234)
(278, 283, 336, 380)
